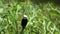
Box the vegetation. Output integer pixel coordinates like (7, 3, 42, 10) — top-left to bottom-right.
(0, 0, 60, 34)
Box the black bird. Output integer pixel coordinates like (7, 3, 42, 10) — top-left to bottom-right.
(21, 15, 28, 30)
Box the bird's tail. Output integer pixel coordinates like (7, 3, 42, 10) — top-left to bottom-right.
(20, 28, 24, 34)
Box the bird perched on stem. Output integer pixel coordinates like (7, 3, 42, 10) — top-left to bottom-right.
(21, 15, 28, 31)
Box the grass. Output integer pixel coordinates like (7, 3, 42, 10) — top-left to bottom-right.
(0, 1, 60, 34)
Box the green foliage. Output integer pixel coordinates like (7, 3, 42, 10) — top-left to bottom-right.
(0, 0, 60, 34)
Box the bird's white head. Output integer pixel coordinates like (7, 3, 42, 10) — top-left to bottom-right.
(24, 15, 27, 18)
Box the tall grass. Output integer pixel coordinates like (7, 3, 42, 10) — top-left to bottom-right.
(0, 0, 60, 34)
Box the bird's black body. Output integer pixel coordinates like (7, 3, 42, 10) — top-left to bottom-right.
(21, 16, 28, 30)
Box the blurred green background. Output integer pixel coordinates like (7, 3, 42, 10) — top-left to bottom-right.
(0, 0, 60, 34)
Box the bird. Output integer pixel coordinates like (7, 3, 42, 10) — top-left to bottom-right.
(21, 15, 28, 31)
